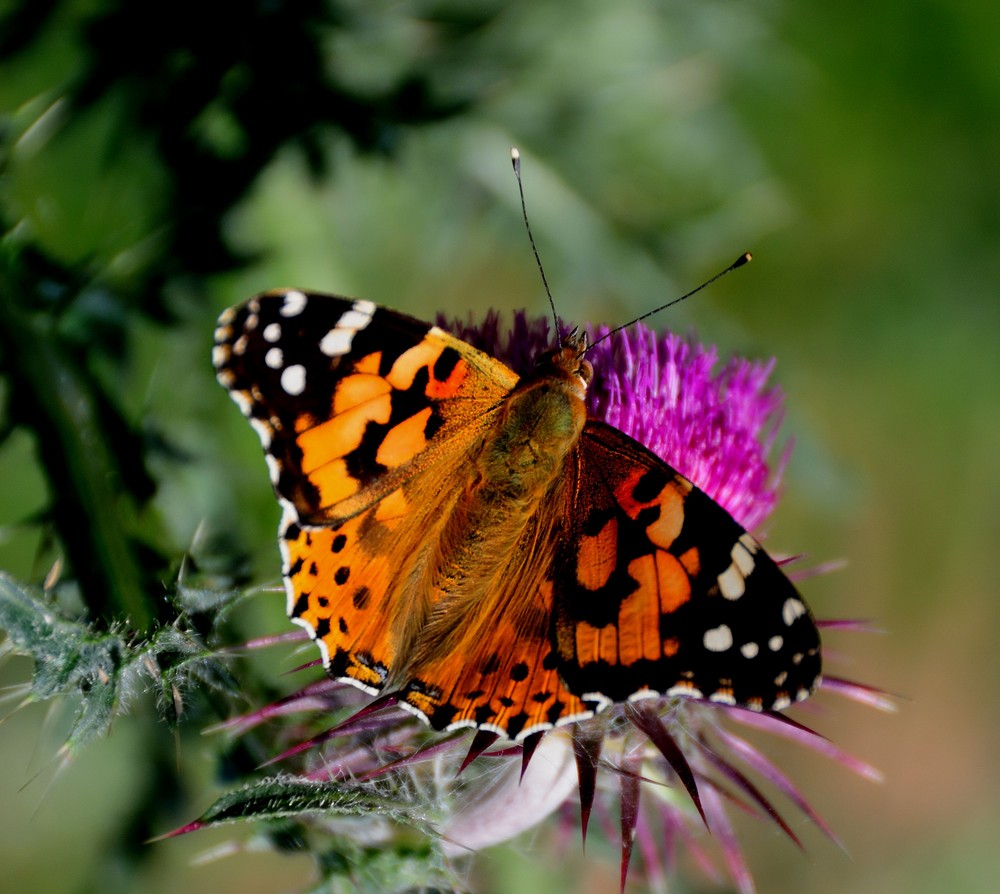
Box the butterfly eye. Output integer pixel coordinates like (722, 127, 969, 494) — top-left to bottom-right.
(577, 359, 594, 385)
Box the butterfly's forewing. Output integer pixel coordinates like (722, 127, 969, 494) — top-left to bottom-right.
(553, 421, 821, 712)
(214, 290, 518, 693)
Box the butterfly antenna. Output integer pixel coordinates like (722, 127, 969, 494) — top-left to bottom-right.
(511, 147, 561, 346)
(587, 252, 753, 353)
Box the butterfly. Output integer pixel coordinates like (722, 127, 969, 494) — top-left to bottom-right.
(213, 290, 821, 742)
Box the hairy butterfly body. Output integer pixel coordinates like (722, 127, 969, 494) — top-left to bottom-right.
(214, 290, 821, 740)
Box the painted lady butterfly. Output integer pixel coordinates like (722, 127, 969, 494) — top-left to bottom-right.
(214, 291, 821, 741)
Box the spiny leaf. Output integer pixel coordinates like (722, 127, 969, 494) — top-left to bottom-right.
(0, 573, 125, 748)
(168, 776, 436, 836)
(0, 573, 243, 749)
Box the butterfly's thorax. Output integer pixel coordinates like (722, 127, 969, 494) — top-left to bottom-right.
(477, 367, 587, 501)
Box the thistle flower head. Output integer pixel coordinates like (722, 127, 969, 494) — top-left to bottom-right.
(189, 310, 888, 894)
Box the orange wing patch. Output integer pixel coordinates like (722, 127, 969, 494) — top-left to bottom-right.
(283, 509, 396, 693)
(375, 407, 433, 467)
(618, 556, 675, 662)
(614, 464, 690, 550)
(576, 516, 617, 591)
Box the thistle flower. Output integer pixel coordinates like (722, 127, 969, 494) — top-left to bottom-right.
(188, 312, 889, 894)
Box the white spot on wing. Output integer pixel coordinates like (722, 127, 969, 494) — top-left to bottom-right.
(731, 541, 756, 576)
(263, 322, 282, 342)
(280, 290, 308, 317)
(320, 327, 354, 357)
(709, 691, 736, 705)
(555, 707, 598, 727)
(280, 363, 306, 395)
(768, 635, 784, 651)
(772, 695, 792, 710)
(667, 684, 704, 700)
(552, 701, 596, 736)
(250, 418, 273, 450)
(264, 452, 281, 483)
(704, 624, 733, 652)
(316, 300, 376, 357)
(228, 388, 251, 414)
(782, 597, 806, 626)
(338, 309, 372, 329)
(579, 692, 613, 712)
(740, 641, 759, 659)
(265, 347, 284, 369)
(626, 688, 659, 703)
(211, 345, 228, 367)
(718, 564, 745, 600)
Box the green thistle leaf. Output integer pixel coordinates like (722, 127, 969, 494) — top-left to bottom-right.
(0, 572, 244, 748)
(170, 776, 457, 894)
(182, 775, 435, 832)
(0, 573, 125, 749)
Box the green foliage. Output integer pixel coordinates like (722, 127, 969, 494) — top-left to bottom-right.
(181, 776, 458, 893)
(184, 775, 434, 834)
(179, 781, 458, 894)
(306, 837, 455, 894)
(0, 572, 241, 750)
(0, 572, 128, 748)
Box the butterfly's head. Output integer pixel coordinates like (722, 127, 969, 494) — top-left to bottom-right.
(532, 328, 593, 398)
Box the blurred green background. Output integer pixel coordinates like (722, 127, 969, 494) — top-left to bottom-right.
(1, 1, 998, 892)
